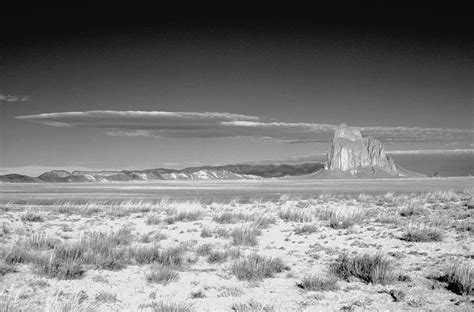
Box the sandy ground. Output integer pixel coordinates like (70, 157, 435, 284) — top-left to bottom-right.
(0, 190, 473, 311)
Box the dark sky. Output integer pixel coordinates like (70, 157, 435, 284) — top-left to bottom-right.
(1, 6, 473, 174)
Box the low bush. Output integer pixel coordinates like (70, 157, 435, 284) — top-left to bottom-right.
(330, 253, 393, 284)
(435, 263, 473, 296)
(146, 264, 179, 285)
(401, 227, 444, 242)
(231, 223, 261, 246)
(297, 274, 339, 291)
(231, 254, 289, 281)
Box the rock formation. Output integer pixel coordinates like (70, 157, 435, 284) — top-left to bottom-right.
(326, 124, 397, 174)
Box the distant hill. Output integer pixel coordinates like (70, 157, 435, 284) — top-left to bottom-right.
(0, 163, 325, 183)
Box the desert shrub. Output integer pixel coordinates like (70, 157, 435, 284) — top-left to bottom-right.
(231, 223, 261, 246)
(297, 274, 339, 291)
(196, 243, 213, 256)
(146, 264, 179, 285)
(213, 212, 247, 224)
(399, 205, 426, 217)
(140, 300, 192, 312)
(132, 245, 185, 266)
(207, 250, 228, 263)
(21, 211, 44, 222)
(231, 254, 289, 281)
(231, 299, 274, 312)
(35, 244, 85, 279)
(294, 223, 318, 235)
(155, 246, 185, 266)
(2, 245, 35, 264)
(0, 262, 17, 276)
(214, 227, 230, 238)
(435, 263, 473, 296)
(200, 227, 213, 238)
(25, 234, 61, 250)
(401, 227, 444, 242)
(95, 291, 118, 303)
(189, 290, 206, 299)
(248, 214, 276, 228)
(278, 207, 313, 223)
(329, 215, 357, 229)
(166, 203, 203, 222)
(146, 214, 162, 225)
(454, 220, 474, 234)
(218, 286, 244, 297)
(330, 253, 393, 284)
(131, 244, 162, 264)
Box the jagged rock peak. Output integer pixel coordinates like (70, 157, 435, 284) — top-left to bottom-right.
(326, 124, 398, 174)
(333, 123, 363, 141)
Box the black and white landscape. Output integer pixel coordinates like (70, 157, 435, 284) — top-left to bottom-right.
(0, 6, 472, 312)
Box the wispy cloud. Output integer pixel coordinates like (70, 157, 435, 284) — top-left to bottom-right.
(0, 93, 30, 102)
(16, 110, 473, 143)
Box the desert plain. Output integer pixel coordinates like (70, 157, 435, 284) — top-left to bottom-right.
(0, 178, 473, 311)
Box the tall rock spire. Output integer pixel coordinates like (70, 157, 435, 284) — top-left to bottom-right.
(326, 124, 397, 174)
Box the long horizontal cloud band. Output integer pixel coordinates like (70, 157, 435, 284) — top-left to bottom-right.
(16, 110, 473, 143)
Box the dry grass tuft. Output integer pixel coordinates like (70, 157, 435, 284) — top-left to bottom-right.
(231, 254, 289, 281)
(231, 223, 261, 246)
(330, 253, 393, 284)
(434, 263, 473, 296)
(401, 227, 444, 242)
(146, 264, 179, 285)
(297, 274, 339, 291)
(231, 299, 274, 311)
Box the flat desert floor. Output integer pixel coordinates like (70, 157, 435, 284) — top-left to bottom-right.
(0, 178, 473, 311)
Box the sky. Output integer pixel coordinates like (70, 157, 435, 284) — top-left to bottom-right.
(0, 8, 473, 174)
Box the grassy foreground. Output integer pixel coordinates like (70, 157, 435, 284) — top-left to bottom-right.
(0, 190, 472, 311)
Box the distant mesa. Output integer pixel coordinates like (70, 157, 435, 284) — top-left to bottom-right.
(0, 163, 324, 183)
(322, 124, 399, 177)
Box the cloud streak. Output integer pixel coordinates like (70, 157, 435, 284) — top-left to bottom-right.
(16, 110, 473, 143)
(0, 93, 30, 102)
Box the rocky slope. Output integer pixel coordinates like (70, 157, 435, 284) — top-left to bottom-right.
(0, 163, 324, 182)
(326, 124, 398, 175)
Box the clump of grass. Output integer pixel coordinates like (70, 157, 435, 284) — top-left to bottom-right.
(35, 244, 85, 279)
(21, 210, 44, 222)
(141, 300, 192, 312)
(0, 262, 17, 276)
(25, 234, 61, 250)
(294, 223, 318, 235)
(327, 208, 363, 229)
(146, 214, 162, 225)
(297, 274, 339, 291)
(166, 202, 203, 222)
(196, 243, 213, 256)
(2, 244, 35, 264)
(231, 299, 274, 312)
(214, 227, 230, 238)
(218, 286, 244, 297)
(278, 207, 314, 223)
(200, 227, 213, 238)
(146, 264, 179, 285)
(399, 204, 426, 217)
(95, 291, 118, 303)
(454, 220, 474, 234)
(231, 254, 289, 281)
(213, 212, 247, 224)
(435, 263, 473, 296)
(400, 227, 444, 242)
(132, 245, 185, 266)
(330, 253, 393, 284)
(131, 244, 161, 264)
(207, 250, 228, 263)
(231, 223, 261, 246)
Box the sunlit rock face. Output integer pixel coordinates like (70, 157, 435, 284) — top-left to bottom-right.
(326, 124, 397, 174)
